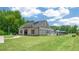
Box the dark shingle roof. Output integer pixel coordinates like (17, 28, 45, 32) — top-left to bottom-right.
(19, 20, 48, 29)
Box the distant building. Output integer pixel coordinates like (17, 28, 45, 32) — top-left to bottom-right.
(56, 30, 68, 36)
(19, 21, 55, 35)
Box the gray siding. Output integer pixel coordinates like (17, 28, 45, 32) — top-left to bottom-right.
(19, 21, 55, 35)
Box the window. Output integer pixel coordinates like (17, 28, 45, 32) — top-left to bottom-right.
(31, 30, 35, 34)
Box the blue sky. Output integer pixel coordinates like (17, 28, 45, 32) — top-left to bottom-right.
(0, 7, 79, 26)
(63, 7, 79, 18)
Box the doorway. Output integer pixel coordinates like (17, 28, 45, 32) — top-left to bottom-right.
(24, 29, 28, 35)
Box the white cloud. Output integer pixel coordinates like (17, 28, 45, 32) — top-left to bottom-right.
(48, 17, 79, 26)
(43, 7, 70, 20)
(59, 17, 79, 25)
(43, 9, 60, 17)
(11, 7, 70, 18)
(53, 23, 61, 26)
(44, 7, 70, 26)
(58, 7, 69, 17)
(47, 19, 56, 22)
(11, 7, 42, 17)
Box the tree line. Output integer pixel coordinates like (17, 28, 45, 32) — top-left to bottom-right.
(50, 25, 78, 33)
(0, 10, 25, 35)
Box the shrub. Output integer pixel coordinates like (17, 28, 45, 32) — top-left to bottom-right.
(76, 31, 79, 35)
(0, 30, 7, 35)
(72, 34, 76, 37)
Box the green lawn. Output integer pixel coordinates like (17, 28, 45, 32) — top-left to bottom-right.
(0, 34, 79, 51)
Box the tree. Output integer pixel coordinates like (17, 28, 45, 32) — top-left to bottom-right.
(0, 10, 26, 35)
(71, 25, 77, 33)
(50, 25, 78, 33)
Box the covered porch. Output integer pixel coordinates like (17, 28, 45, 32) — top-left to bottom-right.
(19, 27, 39, 35)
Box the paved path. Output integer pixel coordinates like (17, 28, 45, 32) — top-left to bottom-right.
(5, 36, 21, 39)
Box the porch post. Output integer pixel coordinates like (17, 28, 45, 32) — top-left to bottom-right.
(22, 29, 25, 35)
(19, 29, 21, 35)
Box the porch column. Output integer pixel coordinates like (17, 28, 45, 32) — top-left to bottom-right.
(19, 29, 21, 34)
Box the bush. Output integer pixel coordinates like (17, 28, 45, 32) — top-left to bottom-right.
(76, 31, 79, 35)
(0, 30, 7, 35)
(72, 34, 76, 37)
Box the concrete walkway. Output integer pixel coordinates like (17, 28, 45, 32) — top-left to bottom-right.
(5, 36, 21, 39)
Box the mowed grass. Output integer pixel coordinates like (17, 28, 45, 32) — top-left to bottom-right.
(0, 34, 79, 51)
